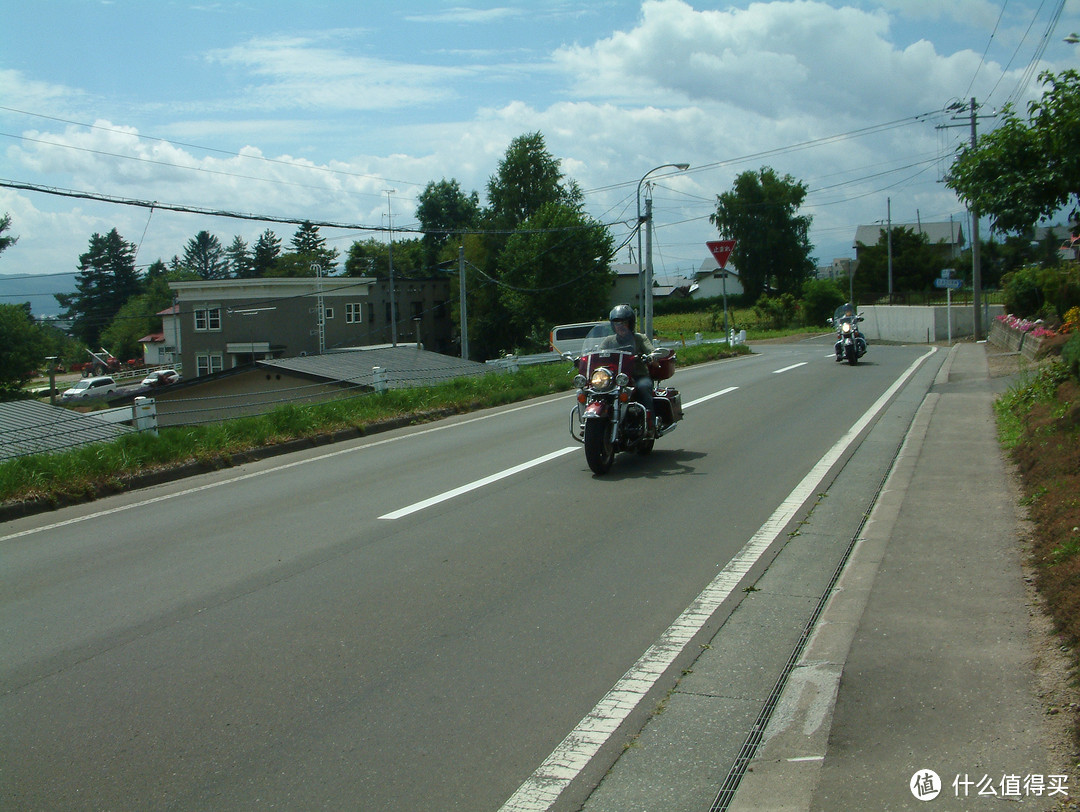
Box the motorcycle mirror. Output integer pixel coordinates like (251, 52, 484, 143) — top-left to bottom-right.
(826, 318, 833, 325)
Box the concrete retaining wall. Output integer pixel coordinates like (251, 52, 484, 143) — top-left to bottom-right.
(857, 303, 1004, 343)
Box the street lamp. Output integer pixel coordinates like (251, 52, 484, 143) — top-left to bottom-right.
(636, 163, 689, 338)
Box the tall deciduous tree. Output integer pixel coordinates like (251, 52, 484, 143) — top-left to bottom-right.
(948, 70, 1080, 234)
(497, 202, 615, 352)
(416, 179, 480, 265)
(470, 132, 588, 356)
(711, 167, 814, 299)
(0, 303, 46, 396)
(57, 228, 142, 347)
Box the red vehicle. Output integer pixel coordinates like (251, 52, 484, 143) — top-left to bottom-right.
(564, 324, 683, 475)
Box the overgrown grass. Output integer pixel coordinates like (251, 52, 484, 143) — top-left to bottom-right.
(995, 357, 1080, 749)
(654, 309, 829, 342)
(1, 345, 751, 506)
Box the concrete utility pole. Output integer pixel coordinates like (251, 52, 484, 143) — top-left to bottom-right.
(939, 98, 993, 341)
(968, 97, 984, 341)
(458, 243, 469, 360)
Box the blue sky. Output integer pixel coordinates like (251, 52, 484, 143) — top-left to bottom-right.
(2, 0, 1079, 304)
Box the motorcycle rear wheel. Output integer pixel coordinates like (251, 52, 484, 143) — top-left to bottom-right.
(584, 419, 615, 474)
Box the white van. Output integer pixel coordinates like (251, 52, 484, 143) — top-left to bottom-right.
(60, 375, 117, 402)
(549, 321, 607, 355)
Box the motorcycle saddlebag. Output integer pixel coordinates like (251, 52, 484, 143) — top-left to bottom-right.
(648, 355, 676, 381)
(653, 388, 683, 424)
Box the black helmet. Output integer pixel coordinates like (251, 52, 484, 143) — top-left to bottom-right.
(609, 304, 635, 331)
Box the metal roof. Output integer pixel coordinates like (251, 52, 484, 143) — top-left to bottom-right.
(0, 400, 134, 462)
(258, 346, 491, 390)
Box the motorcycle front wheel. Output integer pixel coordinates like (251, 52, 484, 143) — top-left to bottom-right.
(583, 419, 615, 474)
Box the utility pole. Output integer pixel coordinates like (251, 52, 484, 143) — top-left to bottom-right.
(887, 197, 893, 300)
(968, 97, 984, 341)
(458, 243, 469, 360)
(384, 189, 398, 346)
(939, 98, 995, 340)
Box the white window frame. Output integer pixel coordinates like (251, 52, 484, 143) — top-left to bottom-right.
(195, 352, 224, 376)
(345, 302, 363, 324)
(194, 306, 222, 332)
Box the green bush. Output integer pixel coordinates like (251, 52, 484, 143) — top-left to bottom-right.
(801, 278, 847, 326)
(1003, 266, 1044, 317)
(1062, 332, 1080, 379)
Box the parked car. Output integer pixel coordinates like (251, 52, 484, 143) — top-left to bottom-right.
(140, 369, 180, 388)
(549, 321, 607, 355)
(59, 376, 117, 402)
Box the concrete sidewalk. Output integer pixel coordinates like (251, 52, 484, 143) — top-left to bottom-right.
(729, 342, 1071, 810)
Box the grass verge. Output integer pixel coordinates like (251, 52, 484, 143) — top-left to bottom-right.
(1, 342, 750, 507)
(995, 359, 1080, 748)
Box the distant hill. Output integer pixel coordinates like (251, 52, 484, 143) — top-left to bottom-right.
(0, 272, 78, 318)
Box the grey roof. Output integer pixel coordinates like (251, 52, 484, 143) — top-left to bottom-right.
(0, 400, 134, 462)
(854, 221, 963, 247)
(259, 346, 491, 390)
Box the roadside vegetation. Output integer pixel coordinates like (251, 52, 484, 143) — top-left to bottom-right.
(995, 338, 1080, 748)
(0, 339, 749, 507)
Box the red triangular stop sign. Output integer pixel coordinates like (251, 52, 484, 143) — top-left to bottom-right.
(707, 240, 736, 270)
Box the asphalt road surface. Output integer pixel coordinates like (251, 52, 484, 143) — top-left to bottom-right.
(0, 338, 944, 811)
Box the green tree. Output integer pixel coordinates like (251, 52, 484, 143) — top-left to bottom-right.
(57, 228, 142, 347)
(470, 132, 586, 356)
(416, 179, 481, 266)
(710, 167, 815, 300)
(947, 70, 1080, 234)
(290, 221, 339, 274)
(485, 132, 581, 231)
(182, 231, 229, 280)
(496, 202, 615, 353)
(226, 235, 254, 278)
(251, 229, 282, 277)
(801, 277, 847, 326)
(99, 271, 185, 362)
(853, 227, 948, 294)
(342, 237, 425, 278)
(0, 303, 46, 396)
(0, 213, 18, 256)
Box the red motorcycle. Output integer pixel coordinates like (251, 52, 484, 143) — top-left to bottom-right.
(565, 325, 684, 474)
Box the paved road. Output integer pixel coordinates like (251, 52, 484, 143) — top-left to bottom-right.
(0, 340, 943, 810)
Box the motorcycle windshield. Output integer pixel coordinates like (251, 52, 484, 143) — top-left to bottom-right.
(833, 303, 857, 324)
(579, 323, 617, 355)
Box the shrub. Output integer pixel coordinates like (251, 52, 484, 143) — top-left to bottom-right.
(1062, 333, 1080, 379)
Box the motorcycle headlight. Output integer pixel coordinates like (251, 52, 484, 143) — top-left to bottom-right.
(590, 368, 613, 389)
(573, 374, 587, 389)
(615, 372, 630, 387)
(841, 322, 852, 334)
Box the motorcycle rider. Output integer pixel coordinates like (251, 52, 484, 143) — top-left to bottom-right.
(600, 304, 657, 434)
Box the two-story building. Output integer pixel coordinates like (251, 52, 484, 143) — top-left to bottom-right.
(169, 276, 454, 377)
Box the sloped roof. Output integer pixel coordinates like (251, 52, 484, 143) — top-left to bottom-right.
(0, 400, 134, 462)
(258, 346, 490, 390)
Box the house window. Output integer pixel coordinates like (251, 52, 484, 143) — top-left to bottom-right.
(195, 352, 224, 376)
(411, 301, 423, 320)
(322, 306, 334, 320)
(194, 306, 222, 332)
(346, 302, 363, 323)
